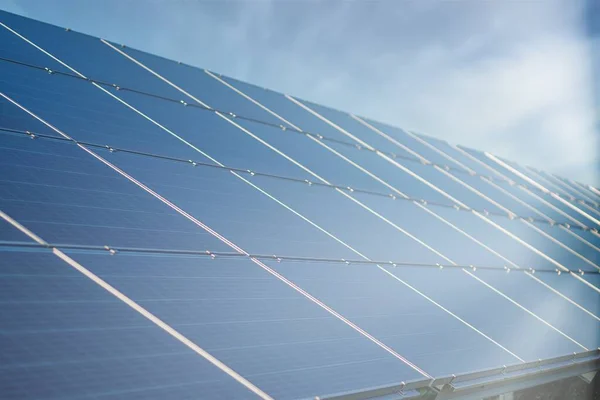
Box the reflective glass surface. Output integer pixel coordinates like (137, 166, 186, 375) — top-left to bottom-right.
(0, 249, 255, 399)
(1, 9, 599, 399)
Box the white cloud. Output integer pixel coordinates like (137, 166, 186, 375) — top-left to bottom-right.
(392, 35, 597, 182)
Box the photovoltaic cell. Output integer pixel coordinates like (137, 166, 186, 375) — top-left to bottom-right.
(571, 180, 600, 203)
(75, 48, 597, 364)
(1, 87, 530, 379)
(383, 128, 583, 229)
(211, 81, 599, 276)
(271, 262, 521, 375)
(0, 128, 230, 252)
(0, 248, 257, 400)
(0, 216, 33, 243)
(0, 21, 563, 376)
(63, 251, 424, 399)
(465, 268, 600, 349)
(524, 171, 600, 224)
(462, 148, 600, 230)
(1, 9, 599, 400)
(498, 159, 600, 224)
(534, 169, 599, 206)
(306, 116, 600, 280)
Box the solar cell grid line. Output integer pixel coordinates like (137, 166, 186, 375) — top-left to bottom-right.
(590, 185, 600, 198)
(0, 212, 271, 399)
(581, 181, 600, 196)
(3, 239, 600, 275)
(98, 46, 600, 354)
(351, 114, 600, 213)
(358, 138, 591, 294)
(196, 73, 600, 332)
(525, 167, 600, 220)
(0, 56, 525, 193)
(421, 142, 600, 292)
(227, 82, 600, 282)
(455, 151, 600, 265)
(0, 90, 442, 396)
(408, 142, 599, 278)
(356, 117, 598, 219)
(0, 114, 238, 251)
(0, 15, 572, 370)
(286, 95, 529, 223)
(486, 152, 600, 228)
(302, 101, 600, 252)
(2, 9, 596, 388)
(553, 174, 600, 207)
(575, 191, 600, 214)
(4, 58, 600, 219)
(8, 238, 599, 336)
(0, 209, 43, 243)
(350, 114, 481, 178)
(96, 44, 470, 253)
(411, 136, 600, 250)
(570, 179, 600, 199)
(575, 181, 600, 202)
(344, 115, 600, 235)
(426, 139, 600, 244)
(461, 148, 600, 244)
(536, 169, 600, 206)
(535, 186, 600, 226)
(296, 105, 600, 277)
(543, 171, 600, 208)
(0, 125, 590, 236)
(4, 28, 536, 376)
(200, 80, 600, 322)
(0, 28, 485, 266)
(476, 169, 600, 257)
(361, 119, 600, 215)
(500, 159, 600, 225)
(294, 96, 600, 233)
(0, 94, 448, 396)
(3, 55, 599, 215)
(204, 71, 530, 237)
(111, 32, 600, 316)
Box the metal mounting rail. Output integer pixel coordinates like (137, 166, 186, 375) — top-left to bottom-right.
(1, 54, 597, 211)
(0, 126, 593, 233)
(0, 240, 597, 275)
(317, 349, 600, 400)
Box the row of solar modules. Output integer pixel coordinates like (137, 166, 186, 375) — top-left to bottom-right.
(0, 11, 599, 400)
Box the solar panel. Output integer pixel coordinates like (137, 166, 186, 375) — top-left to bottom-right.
(569, 180, 600, 204)
(460, 148, 600, 230)
(0, 248, 261, 400)
(0, 10, 599, 400)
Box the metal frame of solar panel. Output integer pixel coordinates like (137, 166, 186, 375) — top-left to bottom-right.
(0, 10, 599, 400)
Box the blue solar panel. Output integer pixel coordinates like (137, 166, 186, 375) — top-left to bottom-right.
(533, 169, 599, 206)
(570, 180, 600, 203)
(495, 158, 600, 225)
(416, 137, 600, 231)
(62, 251, 424, 399)
(297, 113, 600, 277)
(460, 148, 600, 230)
(1, 9, 599, 400)
(0, 129, 231, 252)
(0, 248, 257, 399)
(0, 216, 33, 243)
(204, 81, 599, 283)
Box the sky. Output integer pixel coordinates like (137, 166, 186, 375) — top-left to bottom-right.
(2, 0, 599, 185)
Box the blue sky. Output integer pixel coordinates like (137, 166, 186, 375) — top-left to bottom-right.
(3, 0, 598, 184)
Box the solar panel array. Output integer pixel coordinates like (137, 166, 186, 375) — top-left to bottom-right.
(0, 10, 599, 400)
